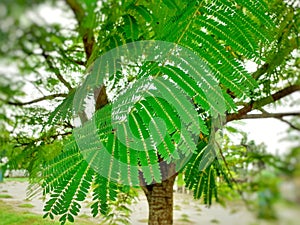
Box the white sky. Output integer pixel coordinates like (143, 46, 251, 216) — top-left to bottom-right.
(229, 91, 300, 155)
(242, 61, 299, 155)
(231, 119, 289, 155)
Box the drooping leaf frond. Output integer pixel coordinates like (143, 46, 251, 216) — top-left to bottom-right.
(46, 90, 75, 126)
(184, 140, 232, 204)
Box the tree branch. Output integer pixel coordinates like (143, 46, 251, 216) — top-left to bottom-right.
(278, 117, 300, 131)
(65, 0, 109, 121)
(19, 30, 73, 91)
(240, 112, 300, 119)
(15, 131, 72, 147)
(65, 0, 95, 60)
(2, 93, 67, 106)
(40, 47, 73, 91)
(226, 84, 300, 123)
(252, 63, 270, 80)
(240, 111, 300, 131)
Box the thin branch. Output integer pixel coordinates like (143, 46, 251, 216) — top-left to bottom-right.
(252, 62, 270, 80)
(19, 30, 73, 91)
(240, 112, 300, 119)
(226, 84, 300, 122)
(40, 47, 73, 91)
(68, 58, 86, 66)
(15, 131, 72, 147)
(279, 118, 300, 131)
(2, 93, 67, 106)
(239, 110, 300, 131)
(215, 141, 251, 210)
(47, 131, 73, 141)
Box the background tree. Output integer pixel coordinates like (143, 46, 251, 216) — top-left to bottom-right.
(0, 0, 299, 225)
(218, 127, 293, 219)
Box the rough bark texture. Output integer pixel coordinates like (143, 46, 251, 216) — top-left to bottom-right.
(141, 163, 177, 225)
(143, 175, 176, 225)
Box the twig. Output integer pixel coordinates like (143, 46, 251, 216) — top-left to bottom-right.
(1, 93, 67, 106)
(226, 84, 300, 122)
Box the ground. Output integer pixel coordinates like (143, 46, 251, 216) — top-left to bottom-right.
(0, 179, 299, 225)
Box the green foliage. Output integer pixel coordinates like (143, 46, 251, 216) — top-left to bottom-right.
(184, 140, 231, 204)
(0, 194, 13, 198)
(1, 0, 299, 224)
(97, 187, 138, 225)
(38, 0, 280, 223)
(217, 126, 293, 219)
(0, 200, 92, 225)
(47, 90, 76, 127)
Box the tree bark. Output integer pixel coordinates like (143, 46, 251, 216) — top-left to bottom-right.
(141, 163, 177, 225)
(226, 84, 300, 123)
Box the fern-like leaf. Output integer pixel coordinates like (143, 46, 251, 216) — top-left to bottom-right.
(41, 0, 277, 223)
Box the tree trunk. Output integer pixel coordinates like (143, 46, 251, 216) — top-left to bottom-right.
(141, 163, 177, 225)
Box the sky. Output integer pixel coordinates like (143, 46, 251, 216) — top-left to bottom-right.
(229, 91, 300, 155)
(232, 118, 290, 155)
(241, 61, 299, 155)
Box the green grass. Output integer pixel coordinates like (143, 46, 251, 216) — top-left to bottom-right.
(0, 194, 13, 198)
(196, 206, 202, 212)
(174, 204, 181, 210)
(179, 213, 191, 222)
(230, 208, 238, 214)
(18, 203, 34, 208)
(0, 200, 96, 225)
(138, 218, 148, 223)
(182, 199, 190, 205)
(210, 219, 220, 224)
(5, 177, 28, 182)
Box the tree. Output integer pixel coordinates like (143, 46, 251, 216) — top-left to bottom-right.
(0, 0, 299, 224)
(218, 127, 292, 219)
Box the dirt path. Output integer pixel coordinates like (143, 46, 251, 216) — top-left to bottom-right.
(0, 180, 298, 225)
